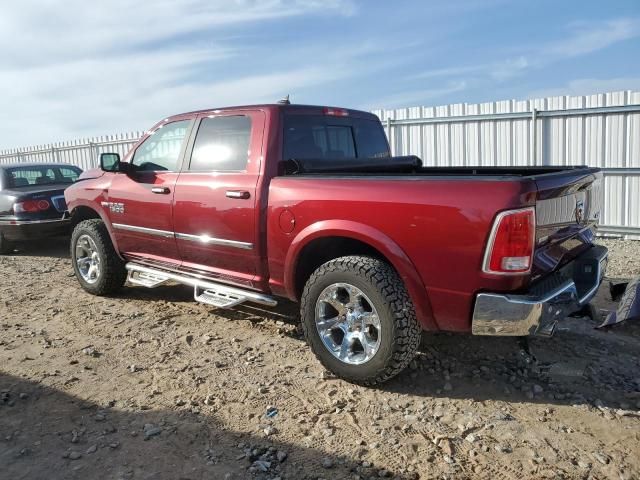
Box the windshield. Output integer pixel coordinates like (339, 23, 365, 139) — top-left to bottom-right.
(6, 165, 82, 188)
(283, 115, 390, 161)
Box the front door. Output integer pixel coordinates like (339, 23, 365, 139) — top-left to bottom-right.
(172, 111, 265, 288)
(106, 118, 193, 266)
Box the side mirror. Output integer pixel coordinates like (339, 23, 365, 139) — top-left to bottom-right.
(100, 152, 121, 172)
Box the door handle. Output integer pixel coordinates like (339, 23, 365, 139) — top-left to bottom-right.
(151, 187, 171, 194)
(226, 190, 250, 199)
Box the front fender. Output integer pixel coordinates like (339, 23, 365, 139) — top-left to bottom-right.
(284, 220, 438, 331)
(68, 199, 122, 260)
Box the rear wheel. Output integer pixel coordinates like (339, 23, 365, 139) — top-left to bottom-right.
(70, 219, 127, 295)
(0, 232, 14, 255)
(300, 255, 421, 386)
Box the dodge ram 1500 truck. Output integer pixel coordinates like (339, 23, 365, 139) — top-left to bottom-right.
(64, 103, 607, 385)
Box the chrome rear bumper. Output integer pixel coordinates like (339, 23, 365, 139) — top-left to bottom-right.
(472, 245, 608, 336)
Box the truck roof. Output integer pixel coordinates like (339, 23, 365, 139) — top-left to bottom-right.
(163, 104, 380, 123)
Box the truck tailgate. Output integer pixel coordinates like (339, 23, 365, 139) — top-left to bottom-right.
(532, 168, 603, 280)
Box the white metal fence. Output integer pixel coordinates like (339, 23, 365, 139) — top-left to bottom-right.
(1, 90, 639, 237)
(373, 90, 640, 237)
(0, 131, 143, 171)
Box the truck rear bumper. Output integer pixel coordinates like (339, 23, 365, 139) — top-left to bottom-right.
(472, 245, 608, 336)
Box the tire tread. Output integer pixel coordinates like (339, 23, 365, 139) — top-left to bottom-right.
(70, 219, 127, 295)
(300, 255, 421, 386)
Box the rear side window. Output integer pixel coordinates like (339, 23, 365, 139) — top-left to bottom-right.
(6, 165, 82, 188)
(189, 116, 252, 171)
(283, 115, 390, 161)
(132, 120, 190, 171)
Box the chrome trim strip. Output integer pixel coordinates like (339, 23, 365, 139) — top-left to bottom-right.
(174, 232, 253, 250)
(125, 263, 277, 307)
(112, 223, 174, 238)
(112, 223, 253, 250)
(0, 216, 69, 226)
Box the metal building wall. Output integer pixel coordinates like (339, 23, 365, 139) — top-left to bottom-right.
(372, 90, 640, 237)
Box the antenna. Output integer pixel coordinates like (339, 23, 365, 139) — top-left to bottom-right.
(277, 94, 291, 105)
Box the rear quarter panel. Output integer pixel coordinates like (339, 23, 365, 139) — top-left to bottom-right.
(267, 176, 537, 332)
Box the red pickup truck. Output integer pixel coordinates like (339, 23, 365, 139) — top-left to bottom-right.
(65, 103, 607, 385)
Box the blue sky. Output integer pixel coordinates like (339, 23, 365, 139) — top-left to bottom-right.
(1, 0, 639, 148)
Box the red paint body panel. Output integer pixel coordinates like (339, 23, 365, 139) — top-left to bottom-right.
(266, 177, 537, 331)
(64, 103, 600, 334)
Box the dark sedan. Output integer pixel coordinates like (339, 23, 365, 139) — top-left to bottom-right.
(0, 163, 83, 254)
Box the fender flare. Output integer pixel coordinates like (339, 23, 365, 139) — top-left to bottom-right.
(284, 219, 438, 331)
(69, 200, 123, 260)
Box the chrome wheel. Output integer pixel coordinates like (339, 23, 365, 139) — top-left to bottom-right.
(75, 234, 101, 284)
(315, 283, 381, 365)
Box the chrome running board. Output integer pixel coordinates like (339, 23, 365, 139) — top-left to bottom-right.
(194, 286, 245, 308)
(127, 269, 171, 288)
(125, 263, 277, 308)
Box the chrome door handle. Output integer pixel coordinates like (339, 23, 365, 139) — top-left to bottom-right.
(226, 190, 250, 199)
(151, 187, 171, 194)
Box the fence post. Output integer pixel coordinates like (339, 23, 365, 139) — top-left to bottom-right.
(530, 108, 537, 165)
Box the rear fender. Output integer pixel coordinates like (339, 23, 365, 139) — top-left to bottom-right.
(284, 220, 438, 331)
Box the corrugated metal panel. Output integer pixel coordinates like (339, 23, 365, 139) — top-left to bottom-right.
(373, 90, 640, 237)
(0, 131, 143, 170)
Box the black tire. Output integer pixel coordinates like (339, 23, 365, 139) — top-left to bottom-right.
(300, 255, 421, 386)
(70, 219, 127, 295)
(0, 232, 14, 255)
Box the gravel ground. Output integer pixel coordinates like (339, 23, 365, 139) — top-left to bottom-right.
(0, 237, 639, 480)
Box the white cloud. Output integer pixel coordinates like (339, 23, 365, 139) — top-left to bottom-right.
(0, 0, 360, 149)
(546, 18, 640, 58)
(370, 81, 467, 109)
(409, 17, 640, 89)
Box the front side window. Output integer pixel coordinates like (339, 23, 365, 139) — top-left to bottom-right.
(132, 120, 190, 171)
(189, 116, 252, 171)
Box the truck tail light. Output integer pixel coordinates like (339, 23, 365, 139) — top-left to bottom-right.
(323, 107, 349, 117)
(13, 199, 51, 214)
(483, 207, 535, 274)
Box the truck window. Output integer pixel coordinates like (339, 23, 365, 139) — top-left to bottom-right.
(131, 120, 190, 172)
(189, 116, 252, 171)
(283, 115, 390, 160)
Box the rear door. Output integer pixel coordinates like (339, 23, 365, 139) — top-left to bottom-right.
(106, 118, 193, 265)
(172, 110, 265, 287)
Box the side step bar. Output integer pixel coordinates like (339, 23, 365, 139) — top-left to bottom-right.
(125, 263, 278, 308)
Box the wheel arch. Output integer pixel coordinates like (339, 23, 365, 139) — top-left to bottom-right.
(69, 202, 122, 258)
(285, 220, 438, 331)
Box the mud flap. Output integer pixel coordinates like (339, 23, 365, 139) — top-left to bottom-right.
(598, 276, 640, 328)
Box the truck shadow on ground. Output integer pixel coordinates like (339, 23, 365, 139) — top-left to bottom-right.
(0, 373, 412, 480)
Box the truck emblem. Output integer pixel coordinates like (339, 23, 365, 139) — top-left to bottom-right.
(575, 200, 584, 224)
(101, 201, 125, 214)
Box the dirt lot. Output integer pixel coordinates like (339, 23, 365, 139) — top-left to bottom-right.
(1, 238, 639, 480)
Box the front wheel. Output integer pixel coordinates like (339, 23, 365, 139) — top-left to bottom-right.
(300, 256, 421, 386)
(70, 219, 127, 295)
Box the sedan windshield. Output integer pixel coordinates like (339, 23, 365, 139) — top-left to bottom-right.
(6, 165, 82, 188)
